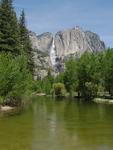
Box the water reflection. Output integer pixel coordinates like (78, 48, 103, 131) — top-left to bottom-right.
(0, 105, 34, 150)
(0, 97, 113, 150)
(31, 97, 113, 150)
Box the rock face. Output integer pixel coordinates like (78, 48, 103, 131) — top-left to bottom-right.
(55, 27, 105, 58)
(85, 31, 105, 52)
(32, 49, 51, 80)
(29, 32, 52, 79)
(29, 31, 53, 53)
(29, 27, 105, 79)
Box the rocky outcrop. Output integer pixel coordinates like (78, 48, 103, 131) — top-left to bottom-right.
(29, 27, 106, 79)
(85, 31, 105, 52)
(29, 32, 53, 79)
(32, 49, 51, 80)
(55, 27, 105, 58)
(29, 31, 53, 53)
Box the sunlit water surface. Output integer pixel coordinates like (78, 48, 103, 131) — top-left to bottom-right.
(0, 97, 113, 150)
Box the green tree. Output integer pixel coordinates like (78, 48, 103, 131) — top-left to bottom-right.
(41, 69, 54, 94)
(103, 49, 113, 96)
(19, 9, 34, 73)
(63, 52, 100, 99)
(63, 59, 78, 95)
(0, 0, 21, 55)
(0, 53, 32, 105)
(76, 52, 99, 99)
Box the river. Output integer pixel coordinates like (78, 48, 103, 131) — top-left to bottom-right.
(0, 97, 113, 150)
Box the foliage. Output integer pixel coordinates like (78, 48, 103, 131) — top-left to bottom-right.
(0, 0, 34, 106)
(53, 83, 66, 97)
(32, 69, 54, 94)
(19, 9, 34, 73)
(55, 50, 113, 99)
(0, 53, 32, 102)
(75, 52, 98, 98)
(102, 49, 113, 96)
(63, 59, 78, 95)
(0, 0, 113, 103)
(83, 82, 98, 99)
(0, 0, 21, 55)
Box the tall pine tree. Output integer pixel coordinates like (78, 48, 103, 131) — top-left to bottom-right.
(19, 10, 34, 73)
(0, 0, 21, 55)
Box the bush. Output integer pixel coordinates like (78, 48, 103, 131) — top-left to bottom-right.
(53, 83, 66, 97)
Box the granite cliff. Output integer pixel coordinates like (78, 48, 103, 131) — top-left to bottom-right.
(29, 27, 105, 79)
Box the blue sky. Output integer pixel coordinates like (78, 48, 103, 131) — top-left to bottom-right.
(14, 0, 113, 47)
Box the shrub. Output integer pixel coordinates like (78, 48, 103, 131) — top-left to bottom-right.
(53, 83, 66, 97)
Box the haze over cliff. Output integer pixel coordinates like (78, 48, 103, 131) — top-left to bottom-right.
(29, 27, 105, 79)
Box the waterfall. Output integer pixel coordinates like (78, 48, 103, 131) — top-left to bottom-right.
(50, 38, 57, 66)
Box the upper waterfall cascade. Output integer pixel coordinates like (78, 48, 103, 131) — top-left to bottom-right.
(50, 39, 57, 66)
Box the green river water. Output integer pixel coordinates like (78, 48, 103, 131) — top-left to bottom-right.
(0, 97, 113, 150)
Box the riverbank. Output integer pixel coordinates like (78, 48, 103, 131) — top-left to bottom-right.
(93, 98, 113, 104)
(0, 95, 32, 114)
(0, 105, 15, 112)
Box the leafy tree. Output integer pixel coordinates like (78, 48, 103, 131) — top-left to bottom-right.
(63, 59, 78, 95)
(40, 69, 54, 94)
(32, 69, 54, 94)
(63, 52, 103, 99)
(0, 53, 32, 105)
(83, 82, 98, 99)
(103, 49, 113, 96)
